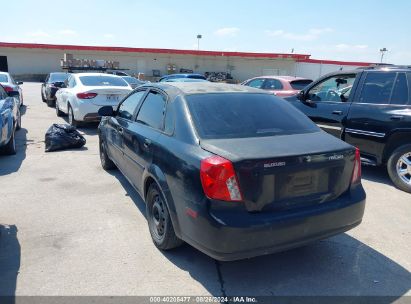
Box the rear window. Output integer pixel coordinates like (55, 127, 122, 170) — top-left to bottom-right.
(123, 76, 139, 84)
(79, 76, 128, 87)
(49, 73, 69, 83)
(0, 75, 9, 82)
(187, 75, 206, 80)
(290, 79, 312, 90)
(186, 93, 319, 139)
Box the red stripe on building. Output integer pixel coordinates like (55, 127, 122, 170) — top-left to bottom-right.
(0, 42, 311, 60)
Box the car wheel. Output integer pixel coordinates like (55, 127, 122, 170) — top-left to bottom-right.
(0, 131, 16, 155)
(99, 139, 116, 170)
(68, 105, 79, 127)
(16, 111, 22, 131)
(146, 183, 183, 250)
(46, 98, 55, 108)
(387, 144, 411, 193)
(41, 90, 46, 102)
(55, 100, 65, 117)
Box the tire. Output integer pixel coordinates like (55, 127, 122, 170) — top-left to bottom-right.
(387, 144, 411, 193)
(99, 139, 116, 170)
(46, 98, 55, 108)
(41, 90, 46, 102)
(1, 131, 16, 155)
(15, 111, 21, 131)
(68, 105, 79, 127)
(146, 183, 183, 250)
(56, 100, 65, 117)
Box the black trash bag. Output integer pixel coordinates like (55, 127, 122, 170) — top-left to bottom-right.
(45, 124, 86, 152)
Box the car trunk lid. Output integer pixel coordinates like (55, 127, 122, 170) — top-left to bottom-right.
(81, 87, 131, 106)
(200, 131, 356, 212)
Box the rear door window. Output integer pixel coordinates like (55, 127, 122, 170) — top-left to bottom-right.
(390, 73, 409, 105)
(136, 91, 166, 130)
(262, 79, 283, 90)
(246, 78, 265, 89)
(186, 93, 319, 139)
(358, 72, 396, 104)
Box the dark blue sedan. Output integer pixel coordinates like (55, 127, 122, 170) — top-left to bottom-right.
(0, 85, 21, 155)
(98, 82, 365, 261)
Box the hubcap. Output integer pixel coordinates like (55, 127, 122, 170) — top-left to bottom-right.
(151, 195, 166, 239)
(396, 152, 411, 184)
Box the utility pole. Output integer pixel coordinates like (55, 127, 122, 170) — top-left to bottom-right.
(380, 48, 388, 63)
(197, 34, 202, 51)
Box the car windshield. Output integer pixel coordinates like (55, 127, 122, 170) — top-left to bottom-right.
(186, 93, 319, 139)
(79, 76, 129, 87)
(290, 79, 313, 90)
(49, 73, 69, 82)
(0, 74, 9, 82)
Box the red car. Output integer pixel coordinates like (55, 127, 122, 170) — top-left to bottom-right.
(242, 76, 312, 97)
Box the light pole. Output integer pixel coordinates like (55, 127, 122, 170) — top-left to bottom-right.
(197, 34, 202, 51)
(380, 48, 388, 63)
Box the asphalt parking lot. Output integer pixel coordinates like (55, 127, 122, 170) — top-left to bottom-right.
(0, 82, 410, 298)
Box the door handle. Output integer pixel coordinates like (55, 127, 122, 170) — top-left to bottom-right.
(332, 110, 343, 115)
(117, 127, 124, 134)
(390, 115, 404, 121)
(143, 138, 152, 148)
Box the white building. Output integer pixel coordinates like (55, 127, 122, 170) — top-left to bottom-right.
(0, 42, 373, 81)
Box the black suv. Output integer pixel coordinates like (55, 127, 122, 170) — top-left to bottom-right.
(286, 65, 411, 193)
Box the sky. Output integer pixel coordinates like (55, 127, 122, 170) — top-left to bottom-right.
(2, 0, 411, 64)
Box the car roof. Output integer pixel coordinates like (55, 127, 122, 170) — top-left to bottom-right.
(254, 75, 312, 81)
(72, 73, 122, 77)
(145, 82, 270, 96)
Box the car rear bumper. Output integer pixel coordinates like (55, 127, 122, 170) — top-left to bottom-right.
(72, 102, 116, 121)
(178, 186, 366, 261)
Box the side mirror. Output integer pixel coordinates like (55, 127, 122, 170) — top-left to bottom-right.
(297, 90, 306, 101)
(98, 106, 115, 117)
(7, 91, 20, 98)
(16, 81, 23, 85)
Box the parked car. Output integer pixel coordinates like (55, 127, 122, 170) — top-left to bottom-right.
(159, 73, 206, 82)
(0, 85, 21, 155)
(55, 73, 132, 127)
(107, 71, 130, 77)
(121, 76, 147, 89)
(285, 65, 411, 193)
(242, 76, 312, 97)
(98, 82, 365, 261)
(41, 72, 70, 107)
(163, 78, 208, 83)
(0, 72, 24, 106)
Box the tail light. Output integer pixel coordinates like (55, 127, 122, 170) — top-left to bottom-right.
(200, 156, 243, 202)
(77, 92, 97, 99)
(351, 148, 362, 184)
(3, 86, 13, 93)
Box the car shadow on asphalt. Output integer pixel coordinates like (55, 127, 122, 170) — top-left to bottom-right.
(361, 165, 395, 188)
(0, 225, 20, 302)
(106, 167, 411, 299)
(0, 128, 27, 176)
(19, 105, 27, 116)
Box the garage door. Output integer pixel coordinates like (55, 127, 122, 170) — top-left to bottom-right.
(0, 56, 8, 72)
